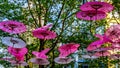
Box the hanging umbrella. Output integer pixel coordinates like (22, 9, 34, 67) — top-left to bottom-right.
(81, 55, 98, 59)
(105, 25, 120, 43)
(76, 10, 106, 20)
(54, 57, 73, 64)
(0, 20, 26, 34)
(110, 54, 120, 60)
(32, 48, 50, 59)
(32, 28, 57, 40)
(9, 60, 28, 66)
(1, 37, 26, 48)
(8, 47, 28, 56)
(40, 23, 53, 30)
(30, 58, 50, 65)
(94, 51, 111, 57)
(58, 43, 80, 57)
(80, 1, 114, 12)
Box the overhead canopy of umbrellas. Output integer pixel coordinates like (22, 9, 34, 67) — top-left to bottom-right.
(76, 1, 114, 21)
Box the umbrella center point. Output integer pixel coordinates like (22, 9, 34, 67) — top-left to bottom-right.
(10, 39, 18, 44)
(8, 24, 17, 30)
(41, 32, 49, 37)
(91, 4, 102, 10)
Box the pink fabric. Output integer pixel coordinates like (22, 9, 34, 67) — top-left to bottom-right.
(87, 34, 111, 51)
(32, 48, 50, 59)
(80, 2, 114, 12)
(8, 47, 28, 56)
(105, 25, 120, 43)
(32, 28, 57, 40)
(0, 20, 26, 34)
(76, 10, 106, 20)
(58, 43, 80, 57)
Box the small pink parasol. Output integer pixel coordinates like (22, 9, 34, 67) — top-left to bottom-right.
(58, 43, 80, 57)
(30, 58, 50, 65)
(109, 54, 120, 59)
(2, 37, 26, 48)
(0, 20, 27, 34)
(80, 1, 114, 12)
(8, 47, 28, 56)
(105, 25, 120, 43)
(54, 57, 73, 64)
(32, 48, 50, 59)
(76, 10, 106, 20)
(32, 28, 57, 40)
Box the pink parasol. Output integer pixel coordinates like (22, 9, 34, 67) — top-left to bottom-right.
(94, 51, 111, 57)
(81, 55, 98, 59)
(87, 34, 111, 51)
(30, 58, 50, 65)
(1, 37, 26, 48)
(105, 25, 120, 43)
(0, 20, 26, 34)
(110, 54, 120, 59)
(8, 47, 28, 56)
(76, 10, 106, 20)
(54, 57, 73, 64)
(80, 1, 114, 12)
(32, 28, 57, 40)
(32, 48, 50, 59)
(58, 43, 80, 57)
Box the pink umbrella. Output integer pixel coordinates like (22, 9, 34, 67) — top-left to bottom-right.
(32, 28, 57, 40)
(80, 1, 114, 12)
(2, 37, 26, 48)
(76, 10, 106, 20)
(32, 48, 50, 59)
(110, 54, 120, 59)
(58, 43, 80, 57)
(94, 51, 111, 57)
(8, 47, 28, 56)
(87, 34, 111, 51)
(30, 58, 50, 65)
(54, 57, 73, 64)
(105, 25, 120, 43)
(0, 20, 26, 34)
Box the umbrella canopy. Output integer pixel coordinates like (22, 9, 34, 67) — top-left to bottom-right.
(110, 54, 120, 59)
(0, 20, 26, 34)
(87, 34, 111, 51)
(76, 10, 106, 20)
(80, 1, 114, 12)
(81, 55, 98, 59)
(9, 60, 28, 66)
(1, 37, 26, 48)
(105, 25, 120, 43)
(8, 47, 28, 56)
(54, 57, 73, 64)
(58, 43, 80, 57)
(30, 58, 50, 65)
(32, 28, 57, 40)
(32, 48, 50, 59)
(94, 51, 111, 57)
(40, 23, 53, 30)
